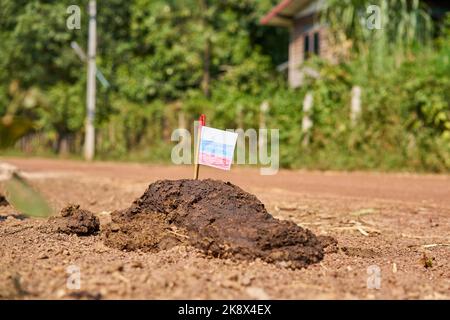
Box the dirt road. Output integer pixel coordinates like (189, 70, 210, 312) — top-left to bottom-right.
(0, 158, 449, 299)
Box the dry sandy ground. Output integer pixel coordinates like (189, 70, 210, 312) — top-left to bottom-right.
(0, 158, 449, 299)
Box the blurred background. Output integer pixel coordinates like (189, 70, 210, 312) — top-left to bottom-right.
(0, 0, 449, 172)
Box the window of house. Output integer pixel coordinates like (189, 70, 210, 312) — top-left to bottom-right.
(303, 31, 320, 60)
(303, 34, 310, 60)
(313, 32, 320, 55)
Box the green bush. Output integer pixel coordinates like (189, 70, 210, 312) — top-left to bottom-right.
(0, 1, 448, 172)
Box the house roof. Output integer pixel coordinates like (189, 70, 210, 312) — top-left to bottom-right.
(261, 0, 450, 27)
(260, 0, 324, 27)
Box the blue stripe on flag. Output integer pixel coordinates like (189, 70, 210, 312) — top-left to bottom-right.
(200, 140, 235, 159)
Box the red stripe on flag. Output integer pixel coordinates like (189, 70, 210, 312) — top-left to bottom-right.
(199, 152, 232, 170)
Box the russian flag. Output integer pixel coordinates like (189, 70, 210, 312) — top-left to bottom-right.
(198, 126, 238, 170)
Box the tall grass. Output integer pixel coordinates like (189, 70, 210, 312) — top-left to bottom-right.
(321, 0, 433, 71)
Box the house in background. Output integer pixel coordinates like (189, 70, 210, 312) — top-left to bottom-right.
(261, 0, 450, 88)
(260, 0, 329, 88)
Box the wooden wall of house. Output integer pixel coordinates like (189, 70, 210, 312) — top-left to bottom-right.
(288, 14, 333, 88)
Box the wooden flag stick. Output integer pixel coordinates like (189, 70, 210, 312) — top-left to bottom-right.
(193, 114, 205, 180)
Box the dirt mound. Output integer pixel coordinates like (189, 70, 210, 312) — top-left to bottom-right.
(104, 179, 329, 268)
(0, 195, 8, 207)
(103, 211, 184, 252)
(48, 204, 100, 236)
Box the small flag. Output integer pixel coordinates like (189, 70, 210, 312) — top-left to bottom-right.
(198, 126, 238, 171)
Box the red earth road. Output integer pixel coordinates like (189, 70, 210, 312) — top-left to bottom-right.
(1, 157, 449, 299)
(3, 157, 450, 207)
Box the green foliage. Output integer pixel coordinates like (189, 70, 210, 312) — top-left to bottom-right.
(0, 116, 34, 148)
(4, 173, 53, 217)
(0, 0, 448, 172)
(322, 0, 432, 61)
(295, 43, 450, 171)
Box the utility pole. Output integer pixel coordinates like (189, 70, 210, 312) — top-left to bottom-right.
(84, 0, 97, 161)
